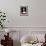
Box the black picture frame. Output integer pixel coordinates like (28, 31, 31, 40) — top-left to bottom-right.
(20, 6, 28, 16)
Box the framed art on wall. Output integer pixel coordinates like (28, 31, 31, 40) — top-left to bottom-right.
(20, 6, 28, 16)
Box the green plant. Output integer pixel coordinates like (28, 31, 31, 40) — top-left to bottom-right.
(0, 11, 6, 28)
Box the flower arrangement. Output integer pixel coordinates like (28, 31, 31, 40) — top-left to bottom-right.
(0, 10, 6, 28)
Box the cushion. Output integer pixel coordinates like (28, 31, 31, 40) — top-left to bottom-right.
(20, 35, 37, 43)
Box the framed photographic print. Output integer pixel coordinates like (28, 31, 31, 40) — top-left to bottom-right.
(20, 6, 28, 16)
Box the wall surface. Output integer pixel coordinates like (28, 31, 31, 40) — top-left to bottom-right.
(0, 0, 46, 46)
(0, 0, 46, 27)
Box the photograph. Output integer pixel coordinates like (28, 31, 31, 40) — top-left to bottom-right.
(20, 6, 28, 16)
